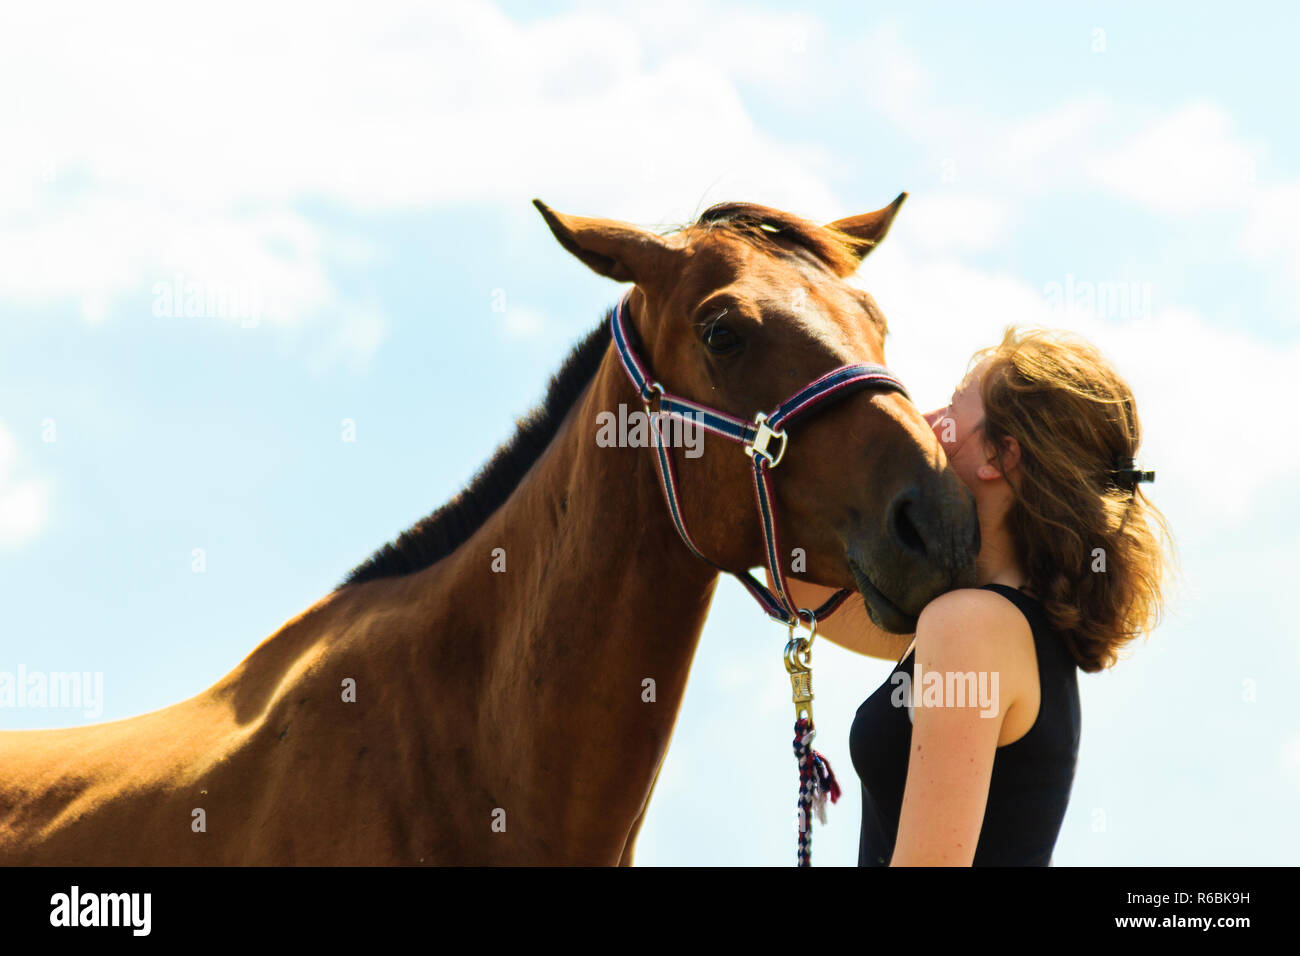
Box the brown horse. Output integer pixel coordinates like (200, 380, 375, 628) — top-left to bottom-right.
(0, 195, 978, 865)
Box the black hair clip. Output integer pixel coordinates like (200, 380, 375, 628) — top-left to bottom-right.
(1110, 455, 1155, 492)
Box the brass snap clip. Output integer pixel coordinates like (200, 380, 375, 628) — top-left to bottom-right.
(784, 610, 817, 723)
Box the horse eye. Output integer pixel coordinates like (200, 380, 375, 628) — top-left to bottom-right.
(702, 323, 740, 353)
(696, 309, 742, 354)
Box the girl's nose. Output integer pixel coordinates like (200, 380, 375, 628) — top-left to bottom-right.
(922, 407, 944, 429)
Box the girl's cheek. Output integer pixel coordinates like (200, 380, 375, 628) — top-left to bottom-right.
(923, 406, 950, 430)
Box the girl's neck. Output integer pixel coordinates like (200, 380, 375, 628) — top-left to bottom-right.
(974, 507, 1027, 591)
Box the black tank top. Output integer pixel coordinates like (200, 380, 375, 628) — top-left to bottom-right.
(848, 583, 1081, 866)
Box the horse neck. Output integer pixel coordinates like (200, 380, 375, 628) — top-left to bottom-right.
(409, 347, 722, 844)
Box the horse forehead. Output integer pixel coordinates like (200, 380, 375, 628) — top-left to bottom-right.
(742, 255, 870, 337)
(680, 235, 852, 309)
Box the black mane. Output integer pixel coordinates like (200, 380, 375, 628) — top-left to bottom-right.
(690, 201, 866, 276)
(339, 311, 612, 587)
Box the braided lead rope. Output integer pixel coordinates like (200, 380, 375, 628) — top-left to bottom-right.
(793, 717, 843, 866)
(794, 717, 816, 866)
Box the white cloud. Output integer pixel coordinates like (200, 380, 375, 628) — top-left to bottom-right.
(841, 25, 1113, 198)
(1076, 100, 1300, 315)
(0, 426, 16, 483)
(893, 194, 1013, 252)
(845, 19, 956, 146)
(1240, 181, 1300, 305)
(0, 421, 51, 549)
(1086, 103, 1262, 214)
(999, 96, 1112, 192)
(306, 307, 389, 375)
(502, 306, 547, 339)
(829, 24, 1293, 323)
(1241, 182, 1300, 254)
(0, 0, 854, 337)
(0, 199, 334, 327)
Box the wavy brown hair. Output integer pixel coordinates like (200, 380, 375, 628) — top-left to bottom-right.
(972, 327, 1175, 672)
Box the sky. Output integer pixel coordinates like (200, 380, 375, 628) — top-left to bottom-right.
(1, 0, 1296, 865)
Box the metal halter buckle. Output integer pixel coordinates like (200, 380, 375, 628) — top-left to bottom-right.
(744, 412, 788, 468)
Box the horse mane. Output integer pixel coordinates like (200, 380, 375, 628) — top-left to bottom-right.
(687, 201, 867, 277)
(338, 311, 612, 588)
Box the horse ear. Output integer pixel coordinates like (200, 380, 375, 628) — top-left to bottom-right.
(533, 199, 680, 284)
(825, 192, 908, 266)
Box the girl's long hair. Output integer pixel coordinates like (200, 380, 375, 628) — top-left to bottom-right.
(974, 327, 1175, 672)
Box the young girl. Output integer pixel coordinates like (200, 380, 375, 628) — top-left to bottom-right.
(786, 326, 1173, 866)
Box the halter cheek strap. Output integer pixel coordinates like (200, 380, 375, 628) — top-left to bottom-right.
(609, 289, 911, 627)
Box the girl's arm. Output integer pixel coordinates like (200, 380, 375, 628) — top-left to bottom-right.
(765, 571, 914, 661)
(889, 589, 1024, 866)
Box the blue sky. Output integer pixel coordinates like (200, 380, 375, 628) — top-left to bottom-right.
(1, 0, 1297, 864)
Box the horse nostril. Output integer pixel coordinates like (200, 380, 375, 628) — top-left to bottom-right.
(890, 493, 927, 558)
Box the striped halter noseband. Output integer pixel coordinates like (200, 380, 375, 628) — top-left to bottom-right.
(609, 288, 910, 628)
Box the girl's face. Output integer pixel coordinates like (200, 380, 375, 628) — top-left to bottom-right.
(924, 361, 990, 493)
